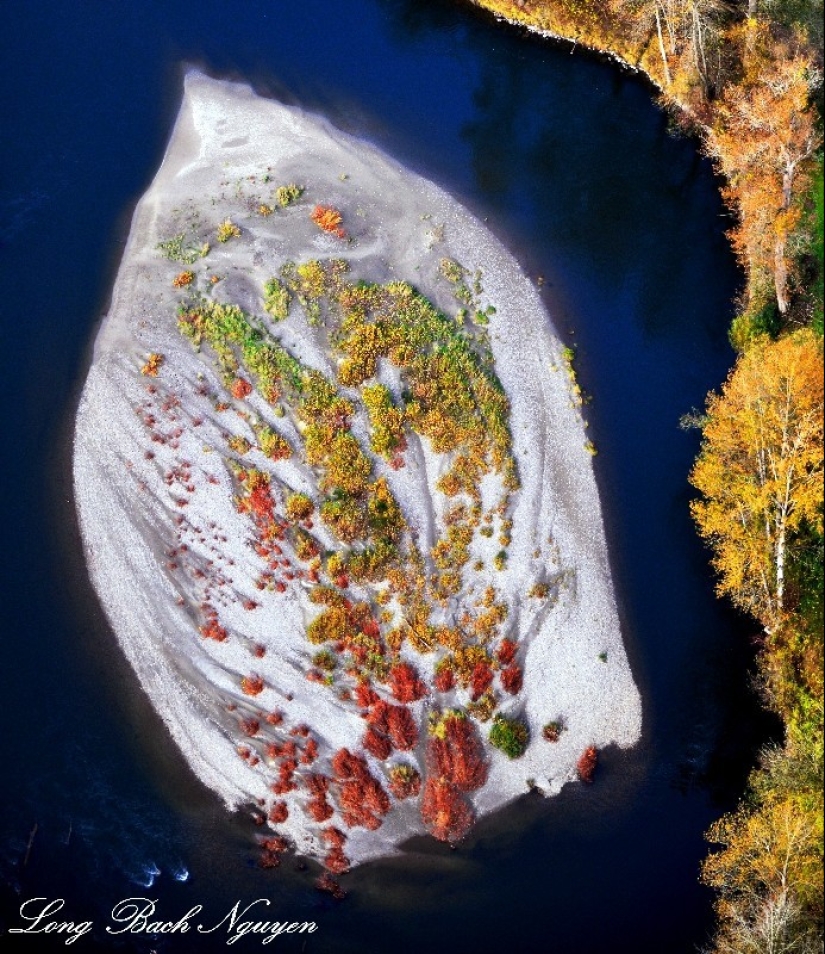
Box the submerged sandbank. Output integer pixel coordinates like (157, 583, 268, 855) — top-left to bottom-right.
(74, 70, 641, 871)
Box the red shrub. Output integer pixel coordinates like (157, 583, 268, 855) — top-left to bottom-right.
(315, 873, 346, 899)
(386, 705, 418, 751)
(259, 850, 280, 869)
(388, 765, 422, 800)
(496, 639, 517, 665)
(434, 665, 454, 693)
(331, 748, 360, 780)
(355, 681, 379, 709)
(331, 748, 390, 830)
(421, 777, 474, 843)
(301, 738, 319, 765)
(241, 675, 265, 696)
(265, 710, 284, 726)
(231, 377, 253, 399)
(363, 726, 392, 760)
(239, 717, 260, 737)
(426, 714, 487, 792)
(500, 664, 523, 695)
(305, 773, 329, 798)
(200, 619, 228, 642)
(321, 826, 347, 849)
(389, 661, 427, 703)
(268, 801, 289, 824)
(306, 797, 334, 822)
(260, 835, 288, 854)
(577, 746, 598, 784)
(367, 700, 390, 733)
(324, 847, 350, 874)
(469, 662, 493, 701)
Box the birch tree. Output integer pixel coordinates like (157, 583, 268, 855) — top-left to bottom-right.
(690, 329, 823, 629)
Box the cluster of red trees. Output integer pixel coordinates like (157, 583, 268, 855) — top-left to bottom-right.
(331, 748, 390, 831)
(469, 661, 493, 701)
(321, 826, 350, 874)
(388, 661, 427, 703)
(366, 699, 418, 752)
(421, 714, 487, 843)
(305, 773, 334, 822)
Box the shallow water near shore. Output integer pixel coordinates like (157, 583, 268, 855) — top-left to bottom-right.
(1, 1, 777, 952)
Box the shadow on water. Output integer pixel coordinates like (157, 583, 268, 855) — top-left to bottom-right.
(1, 1, 779, 951)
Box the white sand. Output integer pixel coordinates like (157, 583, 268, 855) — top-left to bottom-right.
(73, 71, 641, 867)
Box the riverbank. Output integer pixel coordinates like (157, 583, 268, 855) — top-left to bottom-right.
(469, 0, 823, 344)
(467, 1, 824, 947)
(73, 71, 641, 871)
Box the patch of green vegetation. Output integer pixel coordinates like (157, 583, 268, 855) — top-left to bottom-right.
(489, 714, 529, 758)
(275, 184, 303, 208)
(263, 278, 291, 321)
(157, 233, 210, 265)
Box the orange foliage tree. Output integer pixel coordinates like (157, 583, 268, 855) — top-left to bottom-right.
(709, 26, 822, 321)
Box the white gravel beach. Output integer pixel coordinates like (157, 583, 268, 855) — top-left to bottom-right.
(73, 70, 641, 869)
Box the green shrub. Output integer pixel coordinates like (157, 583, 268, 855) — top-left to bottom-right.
(489, 714, 529, 758)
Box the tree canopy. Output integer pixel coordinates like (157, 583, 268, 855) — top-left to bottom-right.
(690, 329, 823, 629)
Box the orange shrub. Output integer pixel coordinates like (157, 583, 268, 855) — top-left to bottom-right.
(310, 204, 346, 238)
(241, 675, 265, 696)
(577, 746, 598, 784)
(141, 353, 164, 377)
(231, 377, 253, 399)
(172, 270, 195, 288)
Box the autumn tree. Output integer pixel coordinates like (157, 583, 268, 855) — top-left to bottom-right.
(689, 330, 823, 630)
(702, 794, 823, 953)
(709, 25, 822, 324)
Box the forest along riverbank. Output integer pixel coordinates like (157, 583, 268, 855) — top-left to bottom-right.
(468, 1, 824, 949)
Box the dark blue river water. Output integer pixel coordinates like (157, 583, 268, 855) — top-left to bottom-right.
(0, 2, 777, 952)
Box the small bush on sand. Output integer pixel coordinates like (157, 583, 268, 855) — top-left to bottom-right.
(489, 714, 528, 759)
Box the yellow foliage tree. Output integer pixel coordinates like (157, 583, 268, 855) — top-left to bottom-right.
(702, 794, 823, 954)
(690, 330, 823, 630)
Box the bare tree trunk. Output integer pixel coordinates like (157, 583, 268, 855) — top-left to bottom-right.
(748, 0, 758, 16)
(774, 164, 796, 315)
(775, 520, 786, 614)
(655, 5, 672, 86)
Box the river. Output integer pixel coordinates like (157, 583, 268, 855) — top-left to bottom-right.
(0, 1, 777, 952)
